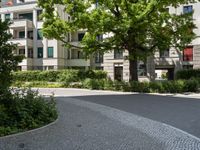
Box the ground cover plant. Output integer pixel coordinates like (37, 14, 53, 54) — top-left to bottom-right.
(0, 20, 57, 137)
(0, 89, 57, 136)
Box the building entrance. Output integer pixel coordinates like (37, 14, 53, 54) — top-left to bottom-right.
(155, 67, 175, 80)
(114, 66, 123, 81)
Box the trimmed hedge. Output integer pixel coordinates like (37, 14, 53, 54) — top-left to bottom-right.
(13, 70, 107, 82)
(13, 70, 62, 82)
(176, 69, 200, 80)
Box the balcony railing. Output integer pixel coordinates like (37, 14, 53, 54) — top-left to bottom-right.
(154, 57, 175, 66)
(13, 16, 32, 21)
(10, 18, 33, 28)
(9, 38, 33, 47)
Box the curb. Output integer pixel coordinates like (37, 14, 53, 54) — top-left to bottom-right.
(0, 118, 59, 140)
(35, 87, 200, 99)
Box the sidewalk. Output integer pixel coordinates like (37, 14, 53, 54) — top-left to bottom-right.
(33, 88, 200, 99)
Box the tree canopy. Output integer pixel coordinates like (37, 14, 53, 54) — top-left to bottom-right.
(0, 20, 22, 94)
(38, 0, 198, 81)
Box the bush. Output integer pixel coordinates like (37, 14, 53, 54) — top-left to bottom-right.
(149, 82, 164, 93)
(103, 79, 114, 91)
(0, 89, 57, 136)
(13, 70, 61, 82)
(13, 70, 108, 83)
(183, 79, 199, 92)
(82, 79, 104, 90)
(58, 70, 79, 86)
(176, 69, 200, 80)
(130, 81, 150, 93)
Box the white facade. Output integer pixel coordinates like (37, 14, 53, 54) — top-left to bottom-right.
(1, 1, 200, 81)
(0, 0, 92, 71)
(102, 2, 200, 81)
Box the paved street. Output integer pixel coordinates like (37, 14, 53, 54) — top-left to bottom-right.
(1, 88, 200, 150)
(76, 94, 200, 138)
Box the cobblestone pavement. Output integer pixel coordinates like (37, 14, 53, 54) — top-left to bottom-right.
(1, 96, 200, 150)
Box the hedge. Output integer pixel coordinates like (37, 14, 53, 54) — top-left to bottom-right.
(13, 70, 108, 82)
(13, 69, 200, 93)
(69, 79, 199, 93)
(176, 69, 200, 80)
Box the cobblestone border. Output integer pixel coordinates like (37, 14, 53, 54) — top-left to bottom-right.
(0, 118, 58, 140)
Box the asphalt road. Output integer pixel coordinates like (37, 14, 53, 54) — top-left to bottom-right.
(1, 89, 200, 150)
(74, 94, 200, 138)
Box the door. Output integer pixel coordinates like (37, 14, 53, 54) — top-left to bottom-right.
(114, 66, 123, 81)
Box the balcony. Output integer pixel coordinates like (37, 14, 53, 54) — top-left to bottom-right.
(154, 57, 175, 66)
(9, 38, 33, 47)
(10, 18, 33, 29)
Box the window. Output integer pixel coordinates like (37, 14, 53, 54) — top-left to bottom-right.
(5, 14, 10, 20)
(48, 66, 54, 70)
(95, 52, 103, 63)
(183, 46, 193, 61)
(48, 47, 54, 58)
(114, 49, 123, 59)
(138, 64, 147, 76)
(183, 5, 193, 14)
(37, 29, 43, 40)
(183, 65, 193, 70)
(28, 49, 33, 58)
(19, 49, 25, 55)
(28, 31, 33, 39)
(37, 47, 43, 58)
(78, 33, 85, 41)
(114, 66, 123, 81)
(19, 13, 33, 21)
(160, 49, 169, 58)
(19, 31, 25, 38)
(77, 51, 83, 59)
(37, 10, 43, 21)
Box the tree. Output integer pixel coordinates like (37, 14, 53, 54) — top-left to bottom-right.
(0, 20, 22, 95)
(38, 0, 197, 81)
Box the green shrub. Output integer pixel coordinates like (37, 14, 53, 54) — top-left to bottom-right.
(0, 89, 57, 136)
(68, 82, 83, 88)
(149, 82, 164, 93)
(129, 81, 139, 92)
(130, 81, 150, 93)
(58, 70, 79, 86)
(82, 79, 104, 90)
(103, 79, 114, 91)
(183, 79, 199, 92)
(162, 81, 176, 93)
(13, 70, 108, 84)
(13, 70, 61, 82)
(176, 69, 200, 80)
(112, 81, 130, 92)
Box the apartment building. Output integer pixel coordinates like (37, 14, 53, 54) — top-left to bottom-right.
(0, 0, 93, 70)
(1, 1, 200, 81)
(103, 3, 200, 81)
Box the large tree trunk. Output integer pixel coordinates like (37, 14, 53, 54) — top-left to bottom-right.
(129, 50, 138, 81)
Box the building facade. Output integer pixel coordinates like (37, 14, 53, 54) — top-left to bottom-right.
(1, 1, 200, 81)
(0, 0, 94, 71)
(102, 3, 200, 81)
